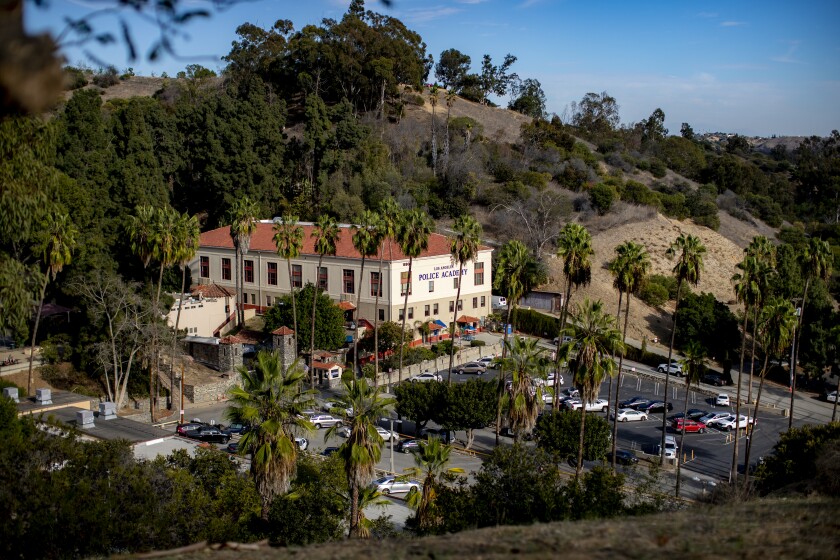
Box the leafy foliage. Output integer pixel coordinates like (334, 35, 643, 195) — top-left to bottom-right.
(674, 292, 740, 361)
(263, 284, 346, 352)
(535, 410, 611, 461)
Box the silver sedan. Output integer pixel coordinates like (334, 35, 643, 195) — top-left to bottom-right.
(611, 408, 649, 422)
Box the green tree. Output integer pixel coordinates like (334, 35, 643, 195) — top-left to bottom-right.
(225, 351, 316, 519)
(263, 284, 346, 353)
(351, 210, 381, 378)
(437, 379, 497, 449)
(435, 48, 471, 91)
(168, 212, 200, 390)
(570, 91, 620, 139)
(744, 236, 777, 405)
(374, 199, 401, 385)
(272, 215, 304, 338)
(755, 422, 840, 496)
(502, 337, 548, 442)
(394, 380, 442, 436)
(508, 78, 546, 119)
(310, 215, 340, 386)
(661, 233, 705, 465)
(395, 209, 433, 384)
(559, 299, 622, 479)
(447, 215, 482, 383)
(325, 378, 394, 538)
(642, 108, 668, 144)
(680, 122, 695, 139)
(405, 438, 464, 533)
(607, 241, 650, 469)
(27, 212, 77, 395)
(535, 409, 611, 462)
(675, 341, 705, 496)
(228, 197, 259, 327)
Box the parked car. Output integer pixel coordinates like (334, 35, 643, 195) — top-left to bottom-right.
(561, 387, 580, 399)
(669, 409, 708, 422)
(295, 437, 308, 451)
(409, 371, 443, 383)
(656, 435, 679, 459)
(715, 393, 731, 406)
(612, 408, 649, 422)
(309, 414, 343, 429)
(376, 426, 400, 442)
(565, 399, 609, 412)
(183, 426, 231, 444)
(702, 373, 726, 386)
(657, 360, 683, 376)
(461, 334, 475, 342)
(396, 439, 421, 454)
(221, 422, 249, 436)
(533, 372, 563, 387)
(619, 396, 650, 410)
(477, 355, 496, 367)
(709, 414, 752, 431)
(370, 475, 421, 495)
(451, 362, 487, 375)
(176, 422, 206, 436)
(552, 335, 573, 345)
(322, 446, 340, 456)
(671, 418, 707, 433)
(606, 449, 639, 465)
(824, 390, 838, 403)
(638, 400, 674, 413)
(226, 441, 239, 454)
(699, 411, 732, 426)
(421, 427, 455, 444)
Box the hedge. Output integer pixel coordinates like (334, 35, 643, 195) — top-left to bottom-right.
(511, 308, 562, 339)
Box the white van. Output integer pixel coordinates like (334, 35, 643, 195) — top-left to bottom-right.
(491, 295, 507, 309)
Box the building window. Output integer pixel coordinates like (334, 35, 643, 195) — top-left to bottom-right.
(292, 264, 302, 288)
(425, 305, 430, 317)
(343, 269, 355, 294)
(200, 256, 209, 278)
(267, 262, 278, 286)
(399, 308, 404, 321)
(401, 271, 412, 296)
(408, 307, 414, 319)
(318, 267, 328, 290)
(449, 301, 454, 313)
(251, 293, 256, 304)
(481, 296, 486, 307)
(433, 303, 439, 314)
(379, 309, 385, 321)
(428, 280, 434, 293)
(222, 258, 231, 281)
(474, 262, 485, 286)
(370, 272, 382, 297)
(473, 297, 478, 308)
(458, 300, 463, 311)
(266, 295, 272, 307)
(244, 260, 254, 283)
(453, 277, 459, 289)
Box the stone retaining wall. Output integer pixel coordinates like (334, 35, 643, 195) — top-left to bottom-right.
(186, 372, 243, 404)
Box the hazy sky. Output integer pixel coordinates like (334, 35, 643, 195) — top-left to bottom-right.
(27, 0, 840, 137)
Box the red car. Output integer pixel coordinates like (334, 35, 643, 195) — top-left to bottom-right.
(672, 418, 707, 433)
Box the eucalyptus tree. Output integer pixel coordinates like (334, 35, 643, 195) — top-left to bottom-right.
(272, 215, 304, 342)
(554, 223, 594, 408)
(676, 341, 705, 497)
(404, 438, 464, 532)
(310, 215, 340, 387)
(606, 241, 650, 469)
(375, 199, 401, 387)
(228, 197, 259, 327)
(660, 233, 705, 465)
(225, 351, 316, 519)
(790, 237, 833, 428)
(325, 378, 395, 538)
(395, 209, 433, 384)
(743, 297, 796, 485)
(501, 336, 548, 442)
(27, 212, 77, 395)
(447, 215, 482, 384)
(558, 299, 622, 480)
(351, 210, 381, 379)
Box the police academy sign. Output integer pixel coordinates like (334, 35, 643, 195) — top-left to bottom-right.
(416, 263, 468, 282)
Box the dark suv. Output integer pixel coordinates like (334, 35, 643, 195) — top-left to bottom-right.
(702, 373, 726, 386)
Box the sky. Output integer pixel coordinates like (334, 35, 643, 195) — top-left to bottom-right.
(26, 0, 840, 137)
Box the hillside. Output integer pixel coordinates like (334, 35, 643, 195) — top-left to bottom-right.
(149, 496, 838, 559)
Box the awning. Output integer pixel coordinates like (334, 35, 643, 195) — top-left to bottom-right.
(434, 319, 448, 329)
(338, 301, 356, 311)
(456, 315, 480, 323)
(424, 321, 443, 331)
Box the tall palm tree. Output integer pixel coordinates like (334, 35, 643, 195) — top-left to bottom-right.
(442, 90, 456, 170)
(225, 351, 316, 519)
(325, 378, 395, 538)
(352, 210, 382, 380)
(151, 206, 179, 313)
(395, 209, 433, 384)
(744, 236, 776, 406)
(27, 212, 77, 395)
(272, 215, 304, 343)
(228, 197, 260, 327)
(169, 212, 200, 399)
(790, 237, 833, 428)
(554, 223, 594, 408)
(375, 199, 401, 387)
(660, 233, 705, 465)
(675, 340, 705, 497)
(310, 215, 340, 388)
(559, 299, 623, 480)
(502, 336, 548, 442)
(607, 241, 650, 469)
(405, 438, 464, 532)
(447, 215, 482, 384)
(353, 487, 391, 539)
(743, 297, 796, 485)
(430, 84, 439, 175)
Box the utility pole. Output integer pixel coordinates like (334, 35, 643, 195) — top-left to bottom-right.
(179, 363, 185, 424)
(787, 307, 801, 429)
(389, 417, 395, 473)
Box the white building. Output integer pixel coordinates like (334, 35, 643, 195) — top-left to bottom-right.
(190, 220, 493, 339)
(166, 284, 235, 338)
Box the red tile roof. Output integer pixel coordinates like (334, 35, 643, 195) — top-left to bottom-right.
(219, 330, 263, 345)
(312, 361, 344, 370)
(456, 315, 480, 323)
(191, 283, 233, 298)
(271, 326, 295, 335)
(338, 301, 356, 311)
(199, 222, 490, 261)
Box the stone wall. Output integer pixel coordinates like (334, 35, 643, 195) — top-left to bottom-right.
(187, 340, 243, 373)
(185, 371, 243, 404)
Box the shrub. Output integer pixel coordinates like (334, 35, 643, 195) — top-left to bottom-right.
(470, 340, 486, 347)
(520, 170, 550, 190)
(637, 282, 668, 307)
(64, 66, 88, 90)
(656, 191, 688, 219)
(432, 339, 454, 356)
(646, 274, 679, 299)
(620, 180, 661, 208)
(649, 158, 667, 178)
(588, 183, 616, 215)
(404, 93, 425, 106)
(512, 308, 561, 339)
(757, 423, 840, 495)
(92, 67, 119, 88)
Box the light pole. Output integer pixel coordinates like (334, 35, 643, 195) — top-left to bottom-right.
(179, 363, 185, 424)
(787, 306, 801, 429)
(389, 416, 395, 473)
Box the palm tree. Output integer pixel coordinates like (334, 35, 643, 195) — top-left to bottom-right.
(227, 197, 259, 327)
(375, 199, 401, 387)
(442, 90, 456, 170)
(743, 297, 796, 485)
(272, 215, 304, 343)
(27, 212, 77, 395)
(352, 210, 382, 381)
(430, 84, 439, 175)
(790, 237, 833, 428)
(447, 215, 483, 384)
(559, 299, 623, 480)
(554, 223, 594, 409)
(168, 212, 200, 399)
(325, 378, 395, 538)
(395, 209, 433, 385)
(744, 236, 776, 406)
(353, 486, 391, 539)
(501, 336, 548, 442)
(675, 340, 705, 497)
(151, 206, 179, 313)
(607, 241, 650, 469)
(660, 233, 705, 465)
(225, 351, 316, 519)
(310, 215, 340, 388)
(404, 438, 464, 532)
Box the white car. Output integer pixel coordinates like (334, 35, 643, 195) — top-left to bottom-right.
(715, 393, 731, 406)
(612, 408, 649, 422)
(533, 372, 563, 387)
(309, 414, 343, 429)
(566, 399, 609, 412)
(656, 435, 679, 459)
(370, 475, 421, 495)
(409, 371, 443, 383)
(477, 355, 496, 367)
(375, 426, 400, 442)
(294, 437, 308, 451)
(699, 411, 731, 426)
(657, 361, 683, 376)
(709, 414, 752, 431)
(826, 391, 838, 403)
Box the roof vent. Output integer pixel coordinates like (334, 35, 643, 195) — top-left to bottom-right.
(76, 410, 95, 429)
(99, 402, 117, 420)
(35, 388, 53, 405)
(2, 387, 19, 403)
